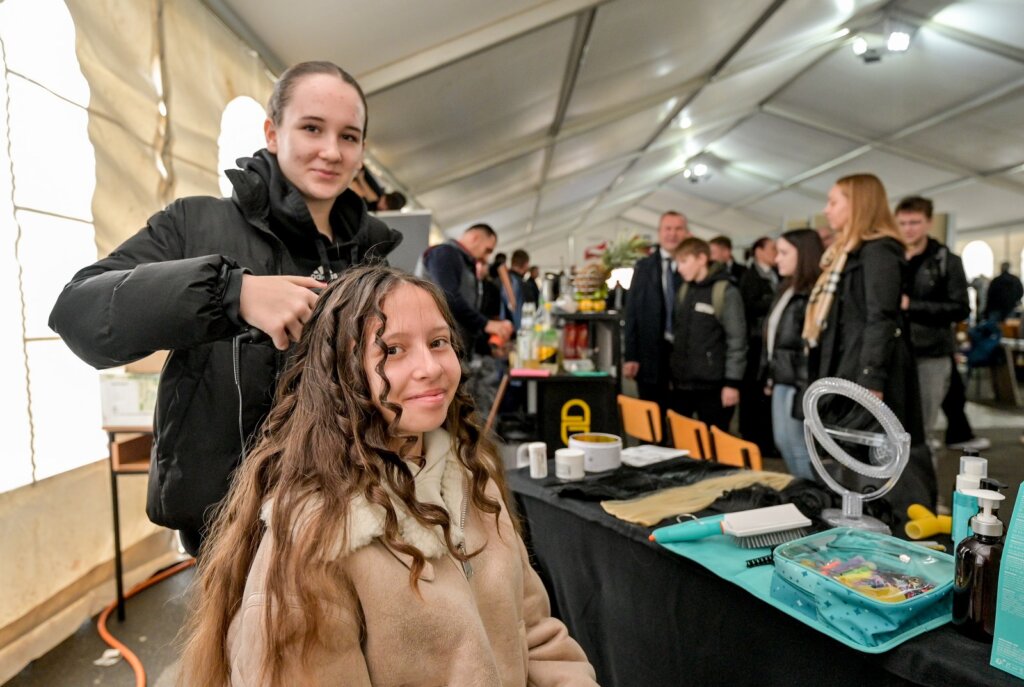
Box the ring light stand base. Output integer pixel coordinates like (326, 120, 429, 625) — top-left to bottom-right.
(820, 508, 891, 534)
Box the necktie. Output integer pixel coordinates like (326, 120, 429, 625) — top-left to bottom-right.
(664, 258, 675, 336)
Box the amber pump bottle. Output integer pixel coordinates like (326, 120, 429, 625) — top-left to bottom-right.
(953, 489, 1005, 642)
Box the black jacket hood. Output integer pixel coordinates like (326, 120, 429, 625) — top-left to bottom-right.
(226, 149, 401, 279)
(694, 261, 731, 288)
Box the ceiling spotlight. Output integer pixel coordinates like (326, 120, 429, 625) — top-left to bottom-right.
(887, 31, 910, 52)
(850, 29, 911, 63)
(849, 19, 914, 64)
(677, 115, 692, 129)
(681, 162, 710, 184)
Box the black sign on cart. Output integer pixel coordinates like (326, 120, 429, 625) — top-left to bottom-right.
(532, 375, 618, 453)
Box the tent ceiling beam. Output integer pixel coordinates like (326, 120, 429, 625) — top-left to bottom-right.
(357, 0, 612, 95)
(756, 86, 1024, 201)
(412, 0, 876, 196)
(526, 8, 597, 237)
(200, 0, 287, 73)
(893, 8, 1024, 66)
(566, 0, 792, 240)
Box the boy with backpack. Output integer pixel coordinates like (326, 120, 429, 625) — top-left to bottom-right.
(669, 237, 747, 430)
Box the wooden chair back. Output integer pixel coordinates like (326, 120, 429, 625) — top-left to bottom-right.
(709, 426, 763, 471)
(666, 410, 710, 460)
(616, 394, 662, 444)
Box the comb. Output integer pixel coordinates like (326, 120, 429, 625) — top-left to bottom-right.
(649, 503, 812, 549)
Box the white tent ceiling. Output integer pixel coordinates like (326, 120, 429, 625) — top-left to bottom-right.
(206, 0, 1024, 265)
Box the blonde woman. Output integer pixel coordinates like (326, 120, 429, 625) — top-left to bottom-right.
(805, 173, 935, 515)
(178, 265, 597, 686)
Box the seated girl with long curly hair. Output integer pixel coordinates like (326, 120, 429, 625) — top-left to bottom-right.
(177, 265, 597, 686)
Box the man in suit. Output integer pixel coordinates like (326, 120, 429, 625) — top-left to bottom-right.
(624, 210, 690, 411)
(709, 235, 747, 283)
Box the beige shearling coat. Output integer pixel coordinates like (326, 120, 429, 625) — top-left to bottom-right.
(226, 430, 598, 686)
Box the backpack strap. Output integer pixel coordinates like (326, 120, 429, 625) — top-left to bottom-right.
(711, 280, 728, 321)
(676, 282, 690, 307)
(676, 280, 728, 321)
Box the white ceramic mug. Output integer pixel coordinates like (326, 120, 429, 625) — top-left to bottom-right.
(517, 441, 548, 478)
(554, 448, 585, 481)
(568, 433, 622, 472)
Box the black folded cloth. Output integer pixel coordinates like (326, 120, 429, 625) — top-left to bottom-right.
(546, 458, 734, 501)
(544, 459, 895, 531)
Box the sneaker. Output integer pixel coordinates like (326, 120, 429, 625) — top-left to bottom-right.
(947, 436, 991, 452)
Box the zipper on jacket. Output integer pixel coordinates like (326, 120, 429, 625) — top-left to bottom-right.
(232, 336, 246, 455)
(458, 477, 473, 579)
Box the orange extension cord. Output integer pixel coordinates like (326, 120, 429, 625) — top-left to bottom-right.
(96, 558, 196, 687)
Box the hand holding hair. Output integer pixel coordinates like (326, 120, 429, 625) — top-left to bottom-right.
(240, 274, 323, 350)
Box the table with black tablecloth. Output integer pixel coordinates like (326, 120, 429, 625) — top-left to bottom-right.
(507, 465, 1018, 687)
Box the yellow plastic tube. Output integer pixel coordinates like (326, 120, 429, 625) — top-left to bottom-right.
(906, 504, 936, 521)
(904, 503, 952, 539)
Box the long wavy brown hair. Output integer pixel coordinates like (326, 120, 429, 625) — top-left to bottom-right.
(178, 265, 507, 686)
(834, 173, 905, 251)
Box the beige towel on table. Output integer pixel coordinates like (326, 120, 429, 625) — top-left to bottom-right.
(601, 471, 795, 526)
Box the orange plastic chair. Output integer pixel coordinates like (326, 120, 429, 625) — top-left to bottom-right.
(666, 410, 710, 460)
(616, 394, 662, 444)
(709, 426, 763, 471)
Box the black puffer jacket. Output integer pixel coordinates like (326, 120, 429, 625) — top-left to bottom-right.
(669, 264, 747, 389)
(763, 290, 809, 389)
(809, 237, 934, 516)
(906, 238, 969, 358)
(48, 151, 401, 537)
(812, 238, 915, 400)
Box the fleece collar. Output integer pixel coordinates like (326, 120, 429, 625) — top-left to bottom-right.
(260, 429, 468, 561)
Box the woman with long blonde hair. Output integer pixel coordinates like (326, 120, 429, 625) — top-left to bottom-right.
(804, 173, 935, 516)
(178, 265, 597, 686)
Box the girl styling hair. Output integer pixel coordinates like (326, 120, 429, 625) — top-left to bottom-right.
(179, 265, 507, 686)
(266, 60, 369, 135)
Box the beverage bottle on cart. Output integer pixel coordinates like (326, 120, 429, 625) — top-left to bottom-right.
(516, 303, 537, 368)
(535, 302, 560, 372)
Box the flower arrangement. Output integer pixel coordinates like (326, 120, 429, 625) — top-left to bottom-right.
(576, 233, 651, 311)
(585, 233, 652, 271)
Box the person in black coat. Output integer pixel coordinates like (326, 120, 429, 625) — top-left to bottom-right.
(762, 229, 823, 480)
(522, 266, 541, 308)
(624, 211, 690, 411)
(48, 62, 402, 556)
(984, 262, 1024, 322)
(738, 237, 778, 455)
(895, 196, 970, 458)
(807, 173, 936, 520)
(709, 235, 747, 284)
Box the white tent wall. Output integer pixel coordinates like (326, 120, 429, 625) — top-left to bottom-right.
(0, 470, 177, 685)
(955, 226, 1024, 275)
(3, 0, 1024, 680)
(0, 1, 272, 681)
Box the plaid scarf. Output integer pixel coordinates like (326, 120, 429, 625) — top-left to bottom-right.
(803, 243, 847, 348)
